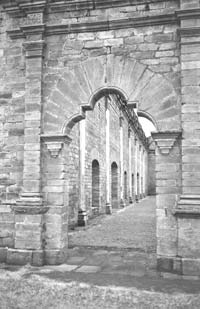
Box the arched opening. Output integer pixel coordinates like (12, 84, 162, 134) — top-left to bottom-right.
(138, 112, 156, 197)
(137, 172, 140, 201)
(111, 162, 118, 209)
(67, 87, 156, 263)
(92, 160, 100, 215)
(132, 173, 134, 201)
(138, 112, 157, 138)
(124, 171, 128, 201)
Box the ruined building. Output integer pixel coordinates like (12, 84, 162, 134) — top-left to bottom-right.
(0, 0, 200, 277)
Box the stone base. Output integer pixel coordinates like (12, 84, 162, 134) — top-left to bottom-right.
(120, 199, 125, 208)
(4, 247, 68, 266)
(78, 210, 88, 226)
(129, 196, 133, 204)
(44, 248, 67, 265)
(105, 203, 112, 215)
(157, 256, 200, 277)
(7, 248, 44, 266)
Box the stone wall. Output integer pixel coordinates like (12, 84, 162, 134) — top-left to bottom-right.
(0, 0, 192, 269)
(67, 94, 148, 226)
(85, 99, 107, 217)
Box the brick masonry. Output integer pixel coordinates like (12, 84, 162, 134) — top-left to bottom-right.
(0, 0, 200, 275)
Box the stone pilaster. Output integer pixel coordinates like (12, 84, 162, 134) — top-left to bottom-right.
(7, 11, 47, 265)
(128, 127, 133, 204)
(78, 119, 88, 226)
(135, 138, 139, 202)
(105, 99, 112, 214)
(152, 131, 181, 273)
(174, 2, 200, 275)
(119, 116, 125, 208)
(41, 134, 71, 264)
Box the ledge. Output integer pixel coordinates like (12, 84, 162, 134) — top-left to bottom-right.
(173, 209, 200, 218)
(41, 133, 72, 144)
(12, 205, 49, 215)
(2, 0, 176, 15)
(7, 13, 177, 39)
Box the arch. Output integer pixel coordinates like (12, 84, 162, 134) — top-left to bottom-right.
(63, 86, 128, 134)
(111, 162, 118, 209)
(44, 56, 180, 135)
(92, 160, 100, 215)
(137, 110, 158, 130)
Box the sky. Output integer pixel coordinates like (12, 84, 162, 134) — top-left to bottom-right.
(138, 117, 156, 137)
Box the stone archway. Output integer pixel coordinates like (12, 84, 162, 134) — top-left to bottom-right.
(43, 56, 180, 136)
(111, 162, 118, 209)
(92, 160, 100, 215)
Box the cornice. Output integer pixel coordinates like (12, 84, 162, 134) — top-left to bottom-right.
(176, 8, 200, 20)
(3, 0, 46, 17)
(178, 27, 200, 38)
(7, 13, 177, 39)
(2, 0, 175, 15)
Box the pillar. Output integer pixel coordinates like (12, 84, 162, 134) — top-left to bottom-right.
(78, 119, 88, 226)
(143, 149, 146, 198)
(119, 116, 125, 207)
(135, 138, 139, 202)
(139, 144, 142, 200)
(105, 98, 112, 214)
(7, 12, 47, 266)
(173, 1, 200, 275)
(152, 132, 181, 273)
(42, 134, 71, 265)
(128, 127, 133, 203)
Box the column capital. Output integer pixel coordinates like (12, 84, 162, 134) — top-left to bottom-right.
(152, 131, 181, 155)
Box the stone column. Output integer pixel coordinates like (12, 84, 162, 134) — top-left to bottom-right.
(135, 138, 139, 202)
(7, 13, 47, 265)
(139, 144, 142, 199)
(119, 116, 125, 207)
(42, 134, 71, 265)
(128, 127, 133, 204)
(143, 149, 146, 198)
(174, 2, 200, 275)
(78, 119, 88, 226)
(152, 132, 181, 273)
(105, 99, 112, 214)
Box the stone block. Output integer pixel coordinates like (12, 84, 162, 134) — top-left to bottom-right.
(32, 250, 44, 266)
(182, 258, 200, 276)
(156, 194, 177, 209)
(178, 218, 200, 257)
(44, 248, 67, 265)
(157, 257, 173, 272)
(7, 248, 32, 265)
(0, 247, 7, 263)
(47, 192, 64, 206)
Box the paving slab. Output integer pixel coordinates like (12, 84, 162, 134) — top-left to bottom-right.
(75, 265, 101, 273)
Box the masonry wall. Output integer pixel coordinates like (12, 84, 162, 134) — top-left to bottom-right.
(44, 0, 181, 135)
(67, 95, 148, 225)
(0, 6, 25, 253)
(85, 99, 107, 217)
(0, 0, 183, 266)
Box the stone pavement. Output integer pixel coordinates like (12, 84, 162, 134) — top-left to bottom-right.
(69, 196, 156, 252)
(2, 197, 200, 307)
